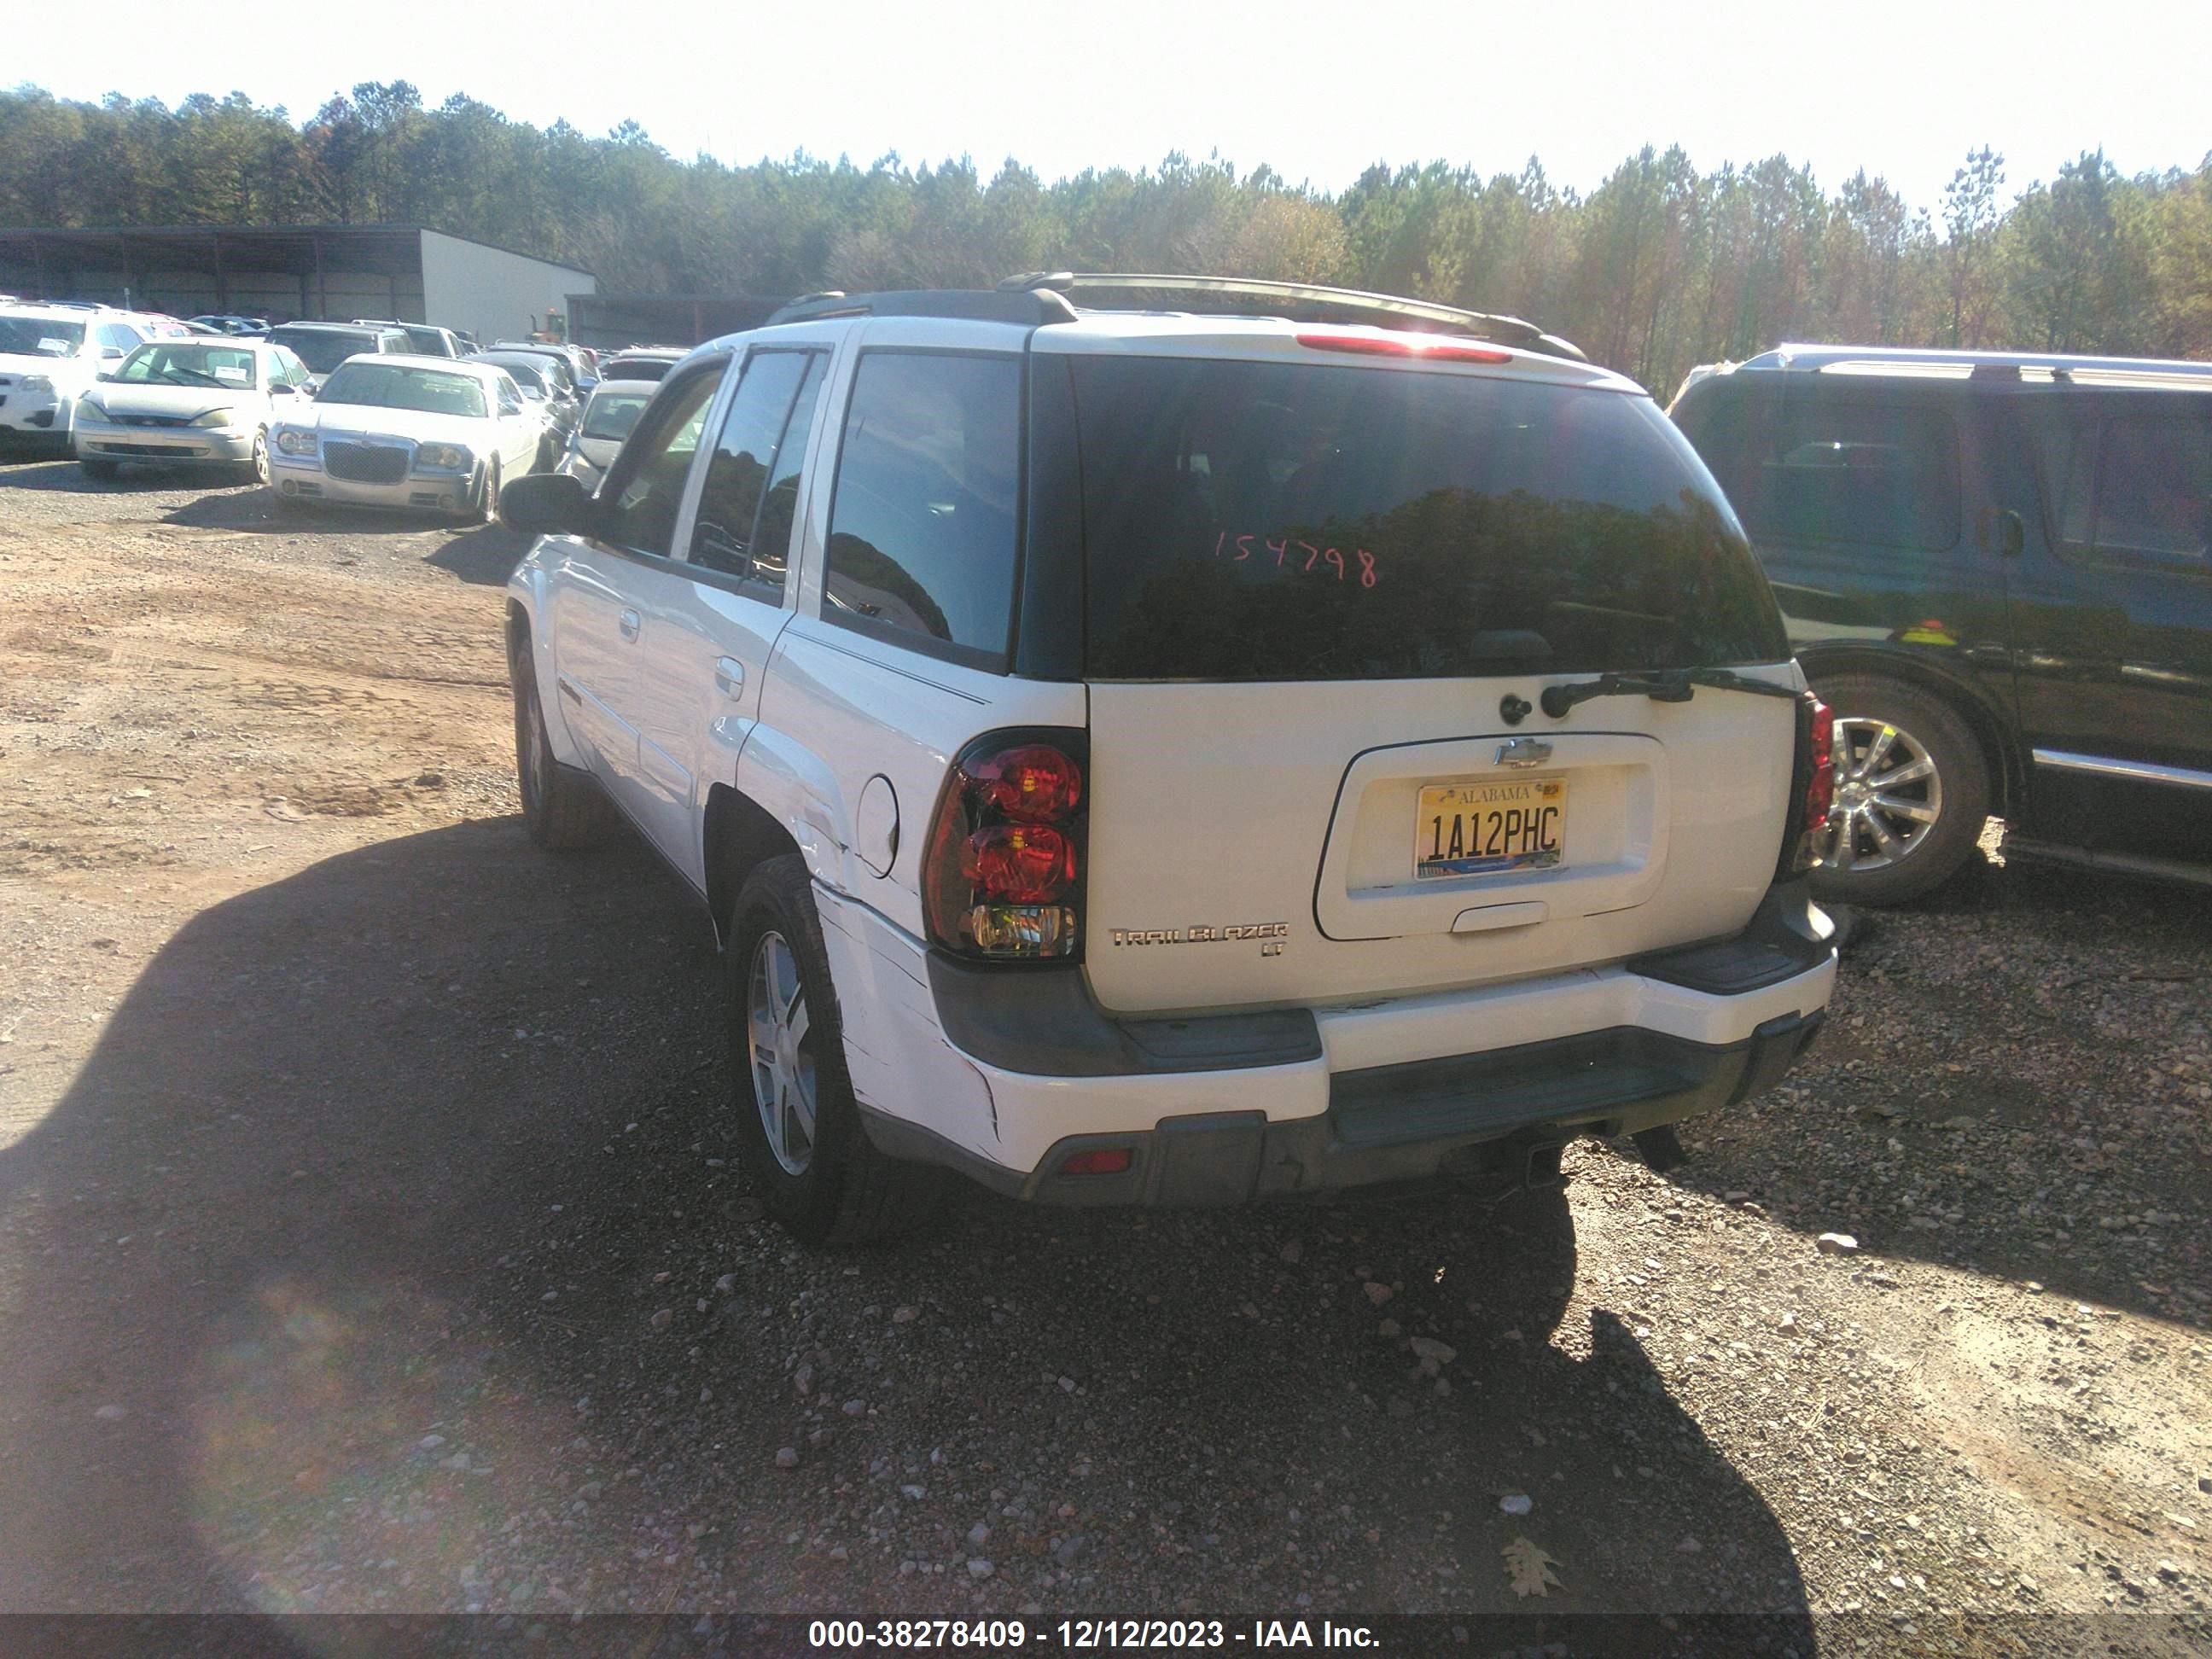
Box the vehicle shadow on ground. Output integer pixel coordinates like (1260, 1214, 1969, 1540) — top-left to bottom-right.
(425, 525, 533, 585)
(160, 491, 453, 538)
(1669, 853, 2212, 1330)
(0, 820, 1810, 1637)
(0, 457, 253, 495)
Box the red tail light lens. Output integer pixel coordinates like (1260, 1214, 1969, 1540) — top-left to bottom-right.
(924, 731, 1086, 961)
(966, 744, 1083, 823)
(1803, 700, 1836, 828)
(960, 824, 1074, 903)
(1780, 692, 1837, 876)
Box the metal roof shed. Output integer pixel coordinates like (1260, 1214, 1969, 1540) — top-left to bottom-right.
(0, 224, 595, 343)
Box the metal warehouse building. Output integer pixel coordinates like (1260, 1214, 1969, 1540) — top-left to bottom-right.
(0, 224, 595, 346)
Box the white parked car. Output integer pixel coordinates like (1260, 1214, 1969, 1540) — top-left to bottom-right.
(0, 304, 154, 457)
(556, 380, 654, 491)
(499, 276, 1839, 1246)
(269, 354, 544, 521)
(73, 336, 312, 483)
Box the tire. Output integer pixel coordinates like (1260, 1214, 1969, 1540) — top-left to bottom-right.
(726, 854, 947, 1246)
(537, 434, 558, 472)
(509, 635, 614, 851)
(236, 429, 269, 488)
(469, 455, 502, 525)
(79, 458, 119, 481)
(1807, 672, 1991, 906)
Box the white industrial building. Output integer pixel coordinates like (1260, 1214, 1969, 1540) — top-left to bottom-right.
(0, 224, 595, 344)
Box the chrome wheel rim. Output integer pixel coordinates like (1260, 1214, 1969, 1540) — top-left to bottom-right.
(747, 930, 817, 1176)
(251, 432, 270, 486)
(1821, 715, 1942, 873)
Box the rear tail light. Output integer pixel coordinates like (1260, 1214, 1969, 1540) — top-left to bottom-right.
(923, 729, 1086, 961)
(1779, 692, 1836, 876)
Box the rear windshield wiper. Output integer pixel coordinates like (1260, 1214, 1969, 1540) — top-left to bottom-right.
(1539, 667, 1802, 718)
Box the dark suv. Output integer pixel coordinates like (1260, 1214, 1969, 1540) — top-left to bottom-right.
(1671, 346, 2212, 903)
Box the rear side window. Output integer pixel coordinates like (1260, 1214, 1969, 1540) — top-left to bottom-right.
(1708, 388, 1959, 552)
(823, 352, 1022, 667)
(690, 349, 820, 597)
(2048, 414, 2212, 568)
(1071, 356, 1784, 681)
(751, 357, 827, 596)
(600, 364, 727, 558)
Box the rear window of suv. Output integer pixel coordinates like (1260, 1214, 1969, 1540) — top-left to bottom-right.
(268, 327, 377, 375)
(1070, 356, 1785, 681)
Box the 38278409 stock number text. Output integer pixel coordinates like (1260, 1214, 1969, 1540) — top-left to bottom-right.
(806, 1619, 1233, 1648)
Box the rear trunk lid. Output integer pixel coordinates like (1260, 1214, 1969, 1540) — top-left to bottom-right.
(1044, 335, 1796, 1016)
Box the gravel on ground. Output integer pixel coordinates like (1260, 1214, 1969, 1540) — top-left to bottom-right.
(1, 457, 2208, 1649)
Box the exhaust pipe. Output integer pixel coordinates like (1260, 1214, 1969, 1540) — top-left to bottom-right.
(1524, 1144, 1563, 1189)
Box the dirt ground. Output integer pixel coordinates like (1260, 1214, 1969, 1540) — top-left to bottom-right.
(2, 457, 2209, 1652)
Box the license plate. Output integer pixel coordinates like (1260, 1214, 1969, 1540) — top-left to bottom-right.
(1416, 778, 1566, 879)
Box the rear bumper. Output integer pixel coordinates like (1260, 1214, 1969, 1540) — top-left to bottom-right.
(867, 1008, 1824, 1207)
(822, 882, 1836, 1208)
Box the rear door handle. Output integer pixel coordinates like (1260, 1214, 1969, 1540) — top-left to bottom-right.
(714, 656, 746, 698)
(618, 608, 641, 641)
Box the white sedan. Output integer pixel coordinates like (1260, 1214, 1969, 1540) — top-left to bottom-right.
(73, 337, 312, 483)
(268, 354, 544, 521)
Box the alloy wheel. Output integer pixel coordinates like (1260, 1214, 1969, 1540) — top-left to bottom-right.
(1821, 716, 1943, 873)
(747, 930, 818, 1176)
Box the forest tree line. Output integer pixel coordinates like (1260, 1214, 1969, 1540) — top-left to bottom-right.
(3, 82, 2209, 394)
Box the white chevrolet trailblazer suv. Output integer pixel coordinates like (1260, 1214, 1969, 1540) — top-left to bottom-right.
(499, 274, 1840, 1244)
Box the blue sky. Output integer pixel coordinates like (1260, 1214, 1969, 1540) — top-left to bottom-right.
(32, 0, 2212, 212)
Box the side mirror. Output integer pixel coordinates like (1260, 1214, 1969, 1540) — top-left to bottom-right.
(499, 469, 599, 538)
(271, 382, 296, 397)
(101, 346, 125, 361)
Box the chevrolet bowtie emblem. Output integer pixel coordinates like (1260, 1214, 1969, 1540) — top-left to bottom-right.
(1495, 737, 1553, 768)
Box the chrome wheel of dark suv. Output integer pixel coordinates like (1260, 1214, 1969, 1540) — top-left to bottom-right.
(1822, 715, 1942, 874)
(1808, 673, 1990, 905)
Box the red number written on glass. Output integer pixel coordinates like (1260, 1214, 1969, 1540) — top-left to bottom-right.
(1209, 533, 1380, 587)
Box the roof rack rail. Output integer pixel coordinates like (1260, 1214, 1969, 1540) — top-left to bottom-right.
(764, 288, 1079, 328)
(1742, 343, 2212, 379)
(998, 271, 1588, 362)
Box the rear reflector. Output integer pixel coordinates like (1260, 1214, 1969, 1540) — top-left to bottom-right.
(1058, 1148, 1132, 1177)
(1295, 331, 1512, 364)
